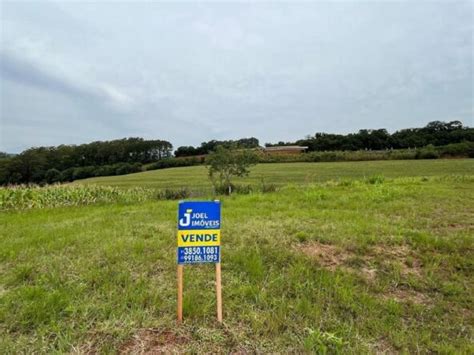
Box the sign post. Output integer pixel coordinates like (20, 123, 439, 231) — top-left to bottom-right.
(216, 262, 222, 322)
(177, 264, 183, 323)
(176, 201, 222, 323)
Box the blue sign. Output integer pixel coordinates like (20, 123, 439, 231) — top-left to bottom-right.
(177, 201, 221, 264)
(177, 246, 220, 264)
(178, 201, 220, 230)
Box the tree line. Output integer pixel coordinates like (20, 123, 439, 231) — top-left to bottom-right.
(0, 138, 172, 185)
(174, 137, 259, 157)
(1, 121, 472, 186)
(266, 121, 473, 151)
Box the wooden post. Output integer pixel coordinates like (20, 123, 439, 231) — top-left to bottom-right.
(216, 262, 222, 323)
(177, 265, 183, 323)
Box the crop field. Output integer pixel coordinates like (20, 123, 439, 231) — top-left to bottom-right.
(1, 159, 473, 353)
(77, 159, 472, 190)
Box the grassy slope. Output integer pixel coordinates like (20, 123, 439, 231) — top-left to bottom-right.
(77, 159, 474, 190)
(1, 160, 473, 353)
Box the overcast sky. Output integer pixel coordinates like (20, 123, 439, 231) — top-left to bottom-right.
(1, 1, 472, 153)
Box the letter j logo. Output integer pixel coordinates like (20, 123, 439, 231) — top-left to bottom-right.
(179, 209, 192, 227)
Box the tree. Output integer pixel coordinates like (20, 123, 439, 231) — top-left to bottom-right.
(174, 146, 198, 157)
(0, 152, 12, 160)
(174, 137, 260, 157)
(206, 146, 258, 194)
(45, 168, 61, 183)
(0, 137, 173, 185)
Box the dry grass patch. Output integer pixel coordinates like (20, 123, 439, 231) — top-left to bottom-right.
(299, 241, 423, 278)
(372, 337, 397, 354)
(381, 288, 431, 306)
(371, 245, 423, 277)
(359, 266, 378, 282)
(119, 329, 189, 354)
(299, 242, 433, 307)
(298, 242, 350, 271)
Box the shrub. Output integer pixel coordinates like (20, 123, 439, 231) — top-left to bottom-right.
(72, 166, 96, 180)
(388, 150, 417, 160)
(146, 157, 201, 171)
(213, 183, 235, 195)
(366, 175, 385, 184)
(115, 163, 136, 175)
(438, 142, 474, 158)
(159, 188, 191, 200)
(417, 145, 440, 159)
(45, 169, 61, 184)
(260, 178, 278, 193)
(233, 184, 253, 194)
(94, 163, 143, 177)
(59, 168, 75, 182)
(131, 162, 143, 172)
(94, 165, 116, 177)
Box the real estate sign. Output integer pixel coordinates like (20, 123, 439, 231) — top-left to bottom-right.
(177, 201, 221, 264)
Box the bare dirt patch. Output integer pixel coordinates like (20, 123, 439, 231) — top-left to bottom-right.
(298, 242, 379, 282)
(381, 288, 431, 306)
(359, 266, 378, 282)
(372, 337, 397, 354)
(119, 328, 189, 354)
(298, 241, 433, 305)
(299, 242, 351, 271)
(298, 242, 423, 280)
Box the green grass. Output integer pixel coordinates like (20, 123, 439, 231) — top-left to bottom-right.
(77, 159, 474, 190)
(1, 160, 473, 353)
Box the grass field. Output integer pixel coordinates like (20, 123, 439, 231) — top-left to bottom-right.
(1, 159, 473, 353)
(77, 159, 473, 190)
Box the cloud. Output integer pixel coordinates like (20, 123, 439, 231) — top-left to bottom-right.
(0, 1, 472, 152)
(0, 50, 134, 110)
(98, 83, 135, 109)
(193, 19, 264, 51)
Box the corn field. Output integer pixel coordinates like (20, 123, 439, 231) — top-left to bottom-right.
(0, 185, 158, 210)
